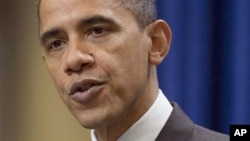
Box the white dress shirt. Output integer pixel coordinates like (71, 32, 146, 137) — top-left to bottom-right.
(91, 89, 173, 141)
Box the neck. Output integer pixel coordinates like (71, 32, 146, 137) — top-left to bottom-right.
(95, 67, 159, 141)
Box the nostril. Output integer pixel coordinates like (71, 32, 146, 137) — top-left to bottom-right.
(64, 52, 95, 74)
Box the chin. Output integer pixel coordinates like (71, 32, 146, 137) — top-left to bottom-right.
(76, 114, 112, 129)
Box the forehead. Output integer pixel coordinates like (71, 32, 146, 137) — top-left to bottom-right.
(40, 0, 120, 11)
(40, 0, 119, 18)
(39, 0, 134, 33)
(39, 0, 127, 20)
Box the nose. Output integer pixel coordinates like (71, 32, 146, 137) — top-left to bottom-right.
(63, 41, 95, 74)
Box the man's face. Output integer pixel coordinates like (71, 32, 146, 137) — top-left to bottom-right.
(39, 0, 152, 128)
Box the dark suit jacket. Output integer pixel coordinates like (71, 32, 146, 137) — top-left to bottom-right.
(156, 103, 229, 141)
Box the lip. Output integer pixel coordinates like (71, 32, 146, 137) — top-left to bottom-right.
(69, 79, 104, 102)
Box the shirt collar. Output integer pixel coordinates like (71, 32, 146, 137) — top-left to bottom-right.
(91, 89, 173, 141)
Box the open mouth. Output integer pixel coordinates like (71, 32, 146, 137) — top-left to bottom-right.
(75, 84, 93, 93)
(69, 79, 103, 96)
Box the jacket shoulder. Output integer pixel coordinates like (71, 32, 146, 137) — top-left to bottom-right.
(192, 125, 229, 141)
(156, 102, 229, 141)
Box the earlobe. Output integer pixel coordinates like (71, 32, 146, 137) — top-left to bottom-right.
(42, 55, 47, 64)
(147, 20, 172, 65)
(42, 55, 45, 62)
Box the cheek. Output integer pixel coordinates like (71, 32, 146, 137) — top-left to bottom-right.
(46, 60, 68, 97)
(95, 44, 148, 94)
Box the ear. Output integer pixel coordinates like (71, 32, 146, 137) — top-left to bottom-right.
(42, 55, 46, 62)
(146, 20, 172, 65)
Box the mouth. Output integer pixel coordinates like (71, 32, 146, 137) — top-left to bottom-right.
(69, 79, 104, 102)
(69, 79, 104, 96)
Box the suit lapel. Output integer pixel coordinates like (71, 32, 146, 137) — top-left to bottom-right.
(156, 102, 194, 141)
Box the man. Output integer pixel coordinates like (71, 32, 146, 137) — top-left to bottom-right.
(37, 0, 229, 140)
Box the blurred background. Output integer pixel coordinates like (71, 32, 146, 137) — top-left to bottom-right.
(0, 0, 250, 141)
(157, 0, 250, 135)
(0, 0, 90, 141)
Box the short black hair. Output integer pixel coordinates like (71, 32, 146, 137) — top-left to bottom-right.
(36, 0, 157, 29)
(118, 0, 157, 29)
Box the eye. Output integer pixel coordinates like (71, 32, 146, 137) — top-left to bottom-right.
(47, 39, 66, 50)
(93, 27, 104, 34)
(88, 27, 109, 37)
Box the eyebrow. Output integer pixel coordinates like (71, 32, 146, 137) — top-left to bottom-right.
(78, 15, 119, 28)
(40, 15, 120, 46)
(40, 28, 62, 46)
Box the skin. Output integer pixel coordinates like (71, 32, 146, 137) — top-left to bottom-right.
(39, 0, 171, 140)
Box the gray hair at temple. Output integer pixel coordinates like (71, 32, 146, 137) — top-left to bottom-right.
(36, 0, 157, 29)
